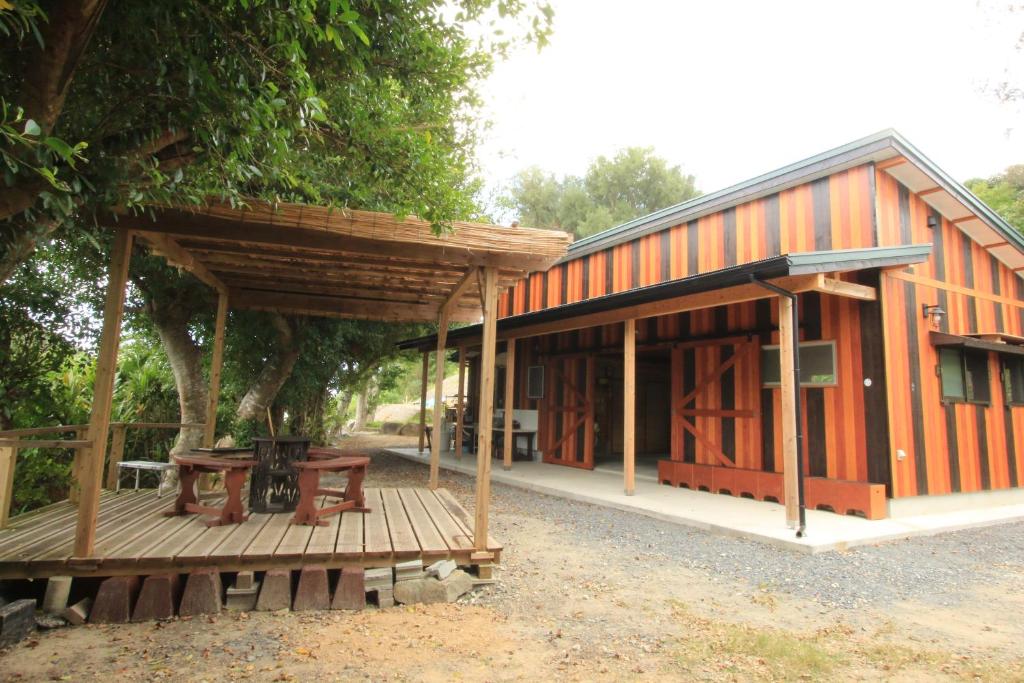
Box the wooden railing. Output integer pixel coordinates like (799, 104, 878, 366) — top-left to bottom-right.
(0, 421, 203, 528)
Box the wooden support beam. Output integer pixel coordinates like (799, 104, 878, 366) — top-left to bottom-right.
(135, 232, 227, 295)
(441, 269, 479, 314)
(812, 275, 876, 301)
(875, 156, 908, 171)
(104, 424, 127, 490)
(203, 293, 229, 448)
(74, 230, 134, 558)
(418, 352, 429, 453)
(0, 446, 14, 528)
(455, 346, 467, 460)
(503, 338, 516, 471)
(917, 186, 943, 196)
(429, 308, 450, 489)
(623, 319, 636, 496)
(230, 289, 482, 323)
(778, 295, 800, 528)
(473, 267, 499, 552)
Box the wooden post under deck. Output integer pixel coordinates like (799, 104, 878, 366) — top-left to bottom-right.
(778, 295, 800, 527)
(418, 351, 429, 453)
(502, 338, 516, 470)
(454, 346, 466, 459)
(429, 310, 450, 490)
(623, 319, 636, 495)
(74, 229, 134, 558)
(473, 267, 499, 556)
(203, 292, 229, 448)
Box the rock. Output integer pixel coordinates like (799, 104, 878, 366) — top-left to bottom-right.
(380, 422, 403, 435)
(34, 613, 66, 630)
(0, 599, 36, 647)
(42, 576, 72, 615)
(397, 423, 423, 437)
(393, 578, 447, 605)
(425, 559, 457, 581)
(440, 570, 474, 601)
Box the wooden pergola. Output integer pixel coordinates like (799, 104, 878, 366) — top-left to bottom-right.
(69, 200, 571, 565)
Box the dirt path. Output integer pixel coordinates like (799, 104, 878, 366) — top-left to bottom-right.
(2, 439, 1023, 682)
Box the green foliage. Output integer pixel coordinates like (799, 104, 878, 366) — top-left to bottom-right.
(502, 147, 700, 238)
(966, 165, 1024, 234)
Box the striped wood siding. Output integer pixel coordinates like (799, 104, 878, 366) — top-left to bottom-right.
(876, 171, 1024, 497)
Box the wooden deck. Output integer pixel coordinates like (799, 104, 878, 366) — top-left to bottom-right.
(0, 487, 501, 579)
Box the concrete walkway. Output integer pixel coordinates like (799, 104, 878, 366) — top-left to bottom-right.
(385, 447, 1024, 554)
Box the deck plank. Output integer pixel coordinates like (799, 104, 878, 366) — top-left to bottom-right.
(139, 506, 220, 562)
(335, 508, 364, 560)
(396, 488, 448, 557)
(241, 508, 292, 560)
(35, 493, 171, 562)
(207, 512, 273, 561)
(176, 516, 243, 562)
(275, 496, 324, 559)
(0, 492, 119, 553)
(415, 488, 475, 553)
(305, 500, 342, 560)
(434, 488, 502, 552)
(380, 488, 419, 558)
(362, 488, 392, 559)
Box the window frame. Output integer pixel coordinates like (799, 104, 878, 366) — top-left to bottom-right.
(760, 340, 839, 388)
(939, 348, 992, 406)
(1002, 355, 1024, 407)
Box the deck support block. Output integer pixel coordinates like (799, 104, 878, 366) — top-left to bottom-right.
(256, 569, 292, 611)
(332, 567, 366, 610)
(293, 565, 330, 611)
(42, 576, 73, 614)
(90, 575, 141, 624)
(179, 567, 222, 617)
(132, 574, 181, 622)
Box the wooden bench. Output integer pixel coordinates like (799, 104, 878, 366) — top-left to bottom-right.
(291, 449, 370, 526)
(168, 454, 256, 527)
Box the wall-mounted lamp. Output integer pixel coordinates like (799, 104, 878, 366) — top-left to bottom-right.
(927, 215, 939, 229)
(922, 303, 945, 329)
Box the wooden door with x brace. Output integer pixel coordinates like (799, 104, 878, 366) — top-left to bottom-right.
(541, 355, 595, 468)
(670, 337, 763, 470)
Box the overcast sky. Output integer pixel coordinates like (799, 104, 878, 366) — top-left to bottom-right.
(476, 0, 1024, 212)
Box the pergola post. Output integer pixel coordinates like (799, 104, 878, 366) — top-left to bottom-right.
(203, 292, 229, 448)
(74, 229, 134, 558)
(778, 295, 800, 527)
(473, 267, 498, 558)
(623, 319, 636, 496)
(429, 310, 450, 490)
(502, 338, 516, 470)
(454, 346, 466, 459)
(418, 351, 429, 453)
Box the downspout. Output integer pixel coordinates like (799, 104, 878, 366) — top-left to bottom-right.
(750, 275, 807, 537)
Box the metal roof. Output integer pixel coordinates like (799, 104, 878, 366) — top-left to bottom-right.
(397, 244, 932, 351)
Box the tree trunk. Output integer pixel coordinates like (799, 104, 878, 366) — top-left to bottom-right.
(334, 388, 354, 437)
(353, 386, 371, 433)
(149, 298, 207, 454)
(236, 314, 302, 422)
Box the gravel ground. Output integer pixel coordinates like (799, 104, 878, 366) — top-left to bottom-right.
(364, 450, 1024, 610)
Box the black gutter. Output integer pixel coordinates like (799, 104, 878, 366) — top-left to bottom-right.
(750, 275, 807, 538)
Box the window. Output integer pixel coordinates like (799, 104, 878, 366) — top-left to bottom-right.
(1003, 356, 1024, 406)
(761, 341, 837, 387)
(939, 348, 991, 405)
(527, 365, 545, 399)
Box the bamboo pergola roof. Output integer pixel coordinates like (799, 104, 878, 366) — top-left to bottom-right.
(110, 200, 572, 322)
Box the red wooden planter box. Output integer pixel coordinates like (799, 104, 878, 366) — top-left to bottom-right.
(805, 477, 886, 520)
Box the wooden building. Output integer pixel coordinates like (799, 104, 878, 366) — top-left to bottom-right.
(402, 131, 1024, 528)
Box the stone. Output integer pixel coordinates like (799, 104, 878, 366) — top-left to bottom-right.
(179, 568, 222, 617)
(256, 570, 292, 611)
(225, 572, 260, 611)
(396, 423, 422, 437)
(439, 569, 474, 602)
(42, 576, 72, 615)
(292, 566, 330, 611)
(395, 559, 424, 581)
(393, 578, 447, 605)
(364, 567, 393, 589)
(0, 599, 36, 647)
(90, 576, 140, 624)
(425, 559, 456, 581)
(379, 421, 403, 435)
(132, 574, 181, 622)
(332, 567, 365, 610)
(375, 587, 395, 609)
(61, 598, 91, 626)
(35, 613, 66, 630)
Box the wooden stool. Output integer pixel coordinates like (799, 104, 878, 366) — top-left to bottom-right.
(169, 455, 255, 527)
(291, 452, 370, 526)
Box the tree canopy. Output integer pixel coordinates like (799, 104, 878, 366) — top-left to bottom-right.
(501, 146, 700, 238)
(966, 164, 1024, 234)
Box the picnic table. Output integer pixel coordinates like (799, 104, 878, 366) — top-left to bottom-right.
(168, 454, 256, 526)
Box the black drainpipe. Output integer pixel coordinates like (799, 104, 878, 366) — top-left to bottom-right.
(750, 275, 807, 538)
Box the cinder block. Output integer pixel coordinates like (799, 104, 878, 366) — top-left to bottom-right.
(61, 598, 92, 626)
(90, 576, 140, 624)
(132, 574, 181, 622)
(179, 568, 222, 617)
(0, 599, 36, 647)
(256, 570, 292, 611)
(225, 572, 260, 611)
(331, 567, 365, 610)
(364, 567, 393, 589)
(42, 576, 73, 614)
(293, 566, 330, 611)
(375, 587, 394, 609)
